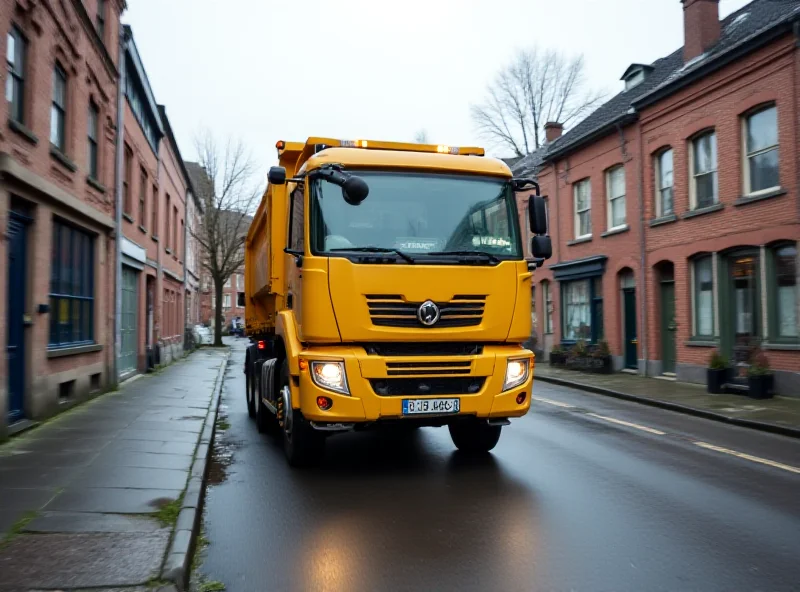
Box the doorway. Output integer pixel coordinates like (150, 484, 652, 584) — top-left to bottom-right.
(6, 212, 29, 423)
(119, 266, 139, 376)
(657, 263, 677, 374)
(727, 251, 761, 380)
(620, 270, 637, 370)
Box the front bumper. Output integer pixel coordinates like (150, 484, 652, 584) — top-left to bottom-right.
(294, 345, 534, 423)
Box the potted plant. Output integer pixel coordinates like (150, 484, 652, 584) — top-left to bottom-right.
(591, 340, 613, 374)
(707, 350, 729, 394)
(549, 346, 566, 366)
(747, 351, 774, 399)
(566, 340, 590, 370)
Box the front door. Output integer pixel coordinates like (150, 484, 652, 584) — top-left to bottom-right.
(119, 266, 138, 376)
(729, 253, 760, 380)
(623, 288, 637, 369)
(660, 280, 677, 374)
(6, 213, 28, 423)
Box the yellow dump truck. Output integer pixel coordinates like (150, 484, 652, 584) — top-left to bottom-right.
(243, 138, 551, 466)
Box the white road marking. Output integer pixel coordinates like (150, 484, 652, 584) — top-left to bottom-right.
(693, 441, 800, 474)
(531, 396, 575, 409)
(587, 413, 667, 435)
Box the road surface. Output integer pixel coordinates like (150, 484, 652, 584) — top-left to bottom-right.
(195, 339, 800, 592)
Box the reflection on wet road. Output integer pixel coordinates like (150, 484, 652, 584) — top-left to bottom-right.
(196, 339, 800, 592)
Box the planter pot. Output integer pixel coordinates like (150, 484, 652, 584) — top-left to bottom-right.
(565, 355, 612, 374)
(707, 368, 728, 394)
(747, 374, 774, 399)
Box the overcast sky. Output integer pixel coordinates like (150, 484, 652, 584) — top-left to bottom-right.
(124, 0, 752, 177)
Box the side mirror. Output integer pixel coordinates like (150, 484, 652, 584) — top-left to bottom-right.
(342, 176, 369, 205)
(530, 235, 552, 260)
(529, 195, 548, 235)
(268, 166, 287, 185)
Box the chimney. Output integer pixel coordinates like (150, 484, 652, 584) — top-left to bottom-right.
(682, 0, 721, 62)
(544, 122, 563, 143)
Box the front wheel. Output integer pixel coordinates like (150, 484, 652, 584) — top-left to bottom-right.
(448, 418, 502, 454)
(278, 359, 325, 467)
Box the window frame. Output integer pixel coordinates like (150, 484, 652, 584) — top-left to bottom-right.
(288, 184, 305, 252)
(561, 277, 603, 344)
(654, 148, 674, 217)
(542, 280, 553, 334)
(767, 242, 798, 343)
(689, 131, 718, 210)
(151, 184, 159, 238)
(605, 165, 626, 230)
(742, 105, 780, 197)
(50, 62, 68, 151)
(87, 101, 100, 180)
(139, 166, 148, 228)
(691, 255, 715, 339)
(95, 0, 106, 41)
(165, 193, 171, 251)
(172, 205, 178, 254)
(123, 145, 133, 215)
(6, 26, 26, 124)
(223, 293, 231, 309)
(49, 219, 95, 348)
(573, 178, 592, 239)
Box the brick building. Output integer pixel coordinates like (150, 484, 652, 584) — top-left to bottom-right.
(516, 0, 800, 395)
(0, 0, 125, 438)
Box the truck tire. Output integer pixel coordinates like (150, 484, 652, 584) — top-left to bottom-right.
(448, 418, 502, 454)
(256, 364, 278, 435)
(245, 364, 256, 419)
(278, 359, 324, 467)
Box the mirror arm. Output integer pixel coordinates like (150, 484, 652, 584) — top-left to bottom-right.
(512, 178, 540, 195)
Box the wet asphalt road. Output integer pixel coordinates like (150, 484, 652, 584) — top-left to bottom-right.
(197, 339, 800, 592)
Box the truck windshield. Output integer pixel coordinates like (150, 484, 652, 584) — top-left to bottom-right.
(310, 171, 523, 260)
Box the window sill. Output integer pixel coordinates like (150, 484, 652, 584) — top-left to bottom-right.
(87, 176, 106, 194)
(762, 342, 800, 351)
(165, 248, 173, 255)
(138, 225, 147, 234)
(152, 235, 159, 242)
(681, 203, 724, 219)
(123, 213, 135, 223)
(47, 343, 102, 358)
(9, 118, 38, 145)
(734, 188, 787, 207)
(685, 338, 718, 347)
(601, 224, 629, 238)
(49, 145, 77, 172)
(649, 214, 677, 227)
(567, 236, 593, 246)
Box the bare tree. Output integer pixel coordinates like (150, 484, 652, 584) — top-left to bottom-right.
(471, 47, 605, 156)
(187, 132, 261, 346)
(414, 129, 430, 144)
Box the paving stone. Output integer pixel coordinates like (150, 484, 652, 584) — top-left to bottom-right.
(45, 487, 183, 514)
(72, 466, 188, 490)
(90, 451, 194, 471)
(25, 511, 166, 534)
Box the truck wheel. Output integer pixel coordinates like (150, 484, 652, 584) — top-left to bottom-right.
(278, 359, 324, 467)
(448, 418, 502, 454)
(245, 366, 256, 419)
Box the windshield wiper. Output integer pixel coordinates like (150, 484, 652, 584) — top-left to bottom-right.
(427, 250, 502, 264)
(329, 246, 415, 264)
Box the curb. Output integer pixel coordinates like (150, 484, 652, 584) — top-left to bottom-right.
(160, 349, 231, 590)
(535, 374, 800, 440)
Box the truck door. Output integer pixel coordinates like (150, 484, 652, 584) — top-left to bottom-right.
(287, 184, 304, 338)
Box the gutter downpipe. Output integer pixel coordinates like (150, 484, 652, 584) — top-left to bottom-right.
(636, 120, 648, 376)
(112, 30, 128, 386)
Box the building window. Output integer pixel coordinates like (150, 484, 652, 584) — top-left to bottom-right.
(49, 220, 94, 347)
(542, 280, 553, 334)
(173, 205, 178, 253)
(573, 179, 591, 239)
(772, 244, 797, 339)
(224, 276, 231, 288)
(139, 167, 147, 228)
(655, 148, 674, 217)
(151, 184, 159, 236)
(223, 293, 231, 309)
(165, 194, 171, 249)
(6, 26, 26, 123)
(180, 219, 184, 259)
(744, 105, 779, 195)
(95, 0, 106, 41)
(123, 145, 132, 215)
(692, 256, 714, 337)
(606, 166, 626, 229)
(237, 292, 245, 307)
(88, 102, 99, 179)
(690, 131, 717, 209)
(50, 63, 67, 150)
(563, 280, 591, 341)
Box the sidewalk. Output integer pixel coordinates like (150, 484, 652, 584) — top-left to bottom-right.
(0, 346, 229, 592)
(534, 364, 800, 438)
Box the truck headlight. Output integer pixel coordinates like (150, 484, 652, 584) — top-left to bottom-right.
(502, 358, 530, 392)
(310, 361, 349, 395)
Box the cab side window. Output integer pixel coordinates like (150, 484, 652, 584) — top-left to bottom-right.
(288, 185, 304, 252)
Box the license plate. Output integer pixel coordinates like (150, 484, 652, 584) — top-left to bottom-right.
(402, 398, 460, 415)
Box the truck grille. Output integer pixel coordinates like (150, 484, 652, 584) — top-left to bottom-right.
(364, 343, 484, 357)
(370, 377, 485, 397)
(385, 360, 471, 376)
(366, 294, 486, 328)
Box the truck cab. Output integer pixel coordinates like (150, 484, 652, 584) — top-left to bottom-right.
(244, 138, 551, 466)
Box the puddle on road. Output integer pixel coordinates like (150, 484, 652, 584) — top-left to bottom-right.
(207, 409, 241, 486)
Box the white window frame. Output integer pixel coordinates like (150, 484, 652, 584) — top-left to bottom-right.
(605, 166, 626, 230)
(689, 131, 718, 210)
(224, 276, 231, 288)
(223, 293, 231, 309)
(573, 179, 592, 239)
(543, 280, 553, 334)
(654, 148, 674, 218)
(742, 105, 779, 197)
(691, 256, 715, 338)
